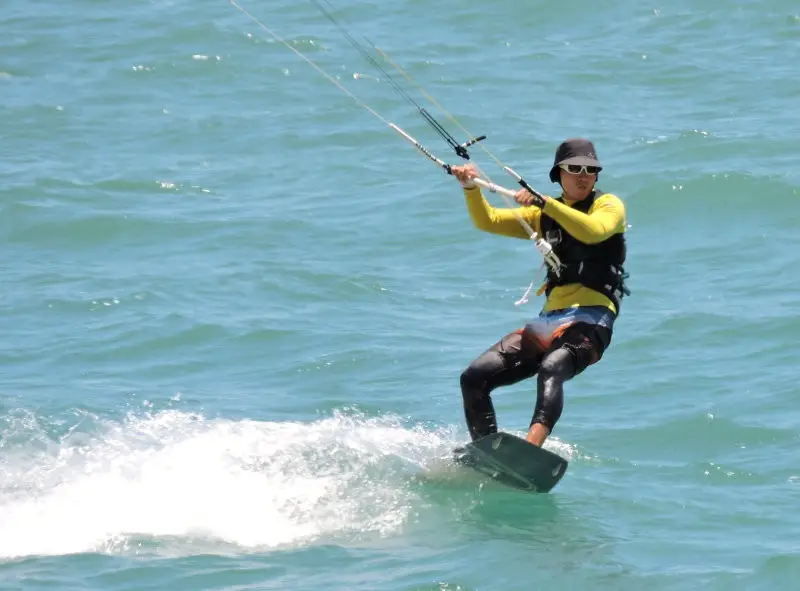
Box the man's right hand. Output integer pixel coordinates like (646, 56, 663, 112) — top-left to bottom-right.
(514, 188, 537, 206)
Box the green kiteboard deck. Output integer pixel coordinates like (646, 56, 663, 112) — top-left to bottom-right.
(454, 431, 568, 493)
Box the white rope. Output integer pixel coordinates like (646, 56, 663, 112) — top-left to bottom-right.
(228, 0, 562, 304)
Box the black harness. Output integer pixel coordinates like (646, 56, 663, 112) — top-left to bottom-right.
(540, 190, 630, 313)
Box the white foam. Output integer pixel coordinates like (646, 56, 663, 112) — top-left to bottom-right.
(0, 410, 458, 559)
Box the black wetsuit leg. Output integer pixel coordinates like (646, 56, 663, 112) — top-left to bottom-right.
(530, 323, 613, 432)
(460, 330, 541, 441)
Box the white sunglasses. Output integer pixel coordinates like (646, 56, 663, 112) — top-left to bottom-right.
(560, 163, 601, 175)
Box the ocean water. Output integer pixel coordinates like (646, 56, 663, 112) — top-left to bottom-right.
(2, 0, 800, 589)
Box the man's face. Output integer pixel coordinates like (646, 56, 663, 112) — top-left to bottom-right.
(559, 165, 597, 201)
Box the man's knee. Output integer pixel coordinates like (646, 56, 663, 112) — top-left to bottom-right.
(460, 331, 520, 396)
(538, 347, 575, 381)
(460, 364, 485, 398)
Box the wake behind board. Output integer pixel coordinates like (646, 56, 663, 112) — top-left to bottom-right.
(454, 432, 568, 493)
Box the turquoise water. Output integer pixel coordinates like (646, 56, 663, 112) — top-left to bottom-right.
(2, 0, 800, 589)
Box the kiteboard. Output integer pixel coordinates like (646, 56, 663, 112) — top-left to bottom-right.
(453, 431, 568, 493)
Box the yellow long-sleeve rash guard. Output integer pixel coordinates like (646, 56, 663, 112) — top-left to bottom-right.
(462, 186, 626, 314)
